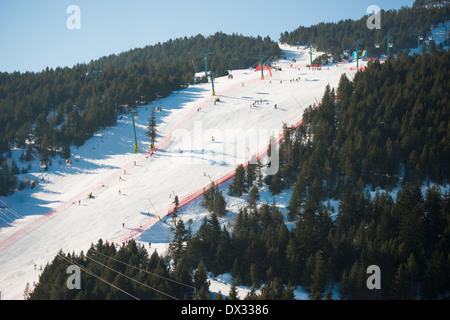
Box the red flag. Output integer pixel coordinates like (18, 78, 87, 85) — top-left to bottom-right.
(255, 64, 272, 77)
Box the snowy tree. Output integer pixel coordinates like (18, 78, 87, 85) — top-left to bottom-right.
(213, 191, 227, 217)
(172, 195, 179, 223)
(146, 107, 157, 145)
(229, 164, 246, 197)
(247, 185, 260, 208)
(169, 219, 188, 268)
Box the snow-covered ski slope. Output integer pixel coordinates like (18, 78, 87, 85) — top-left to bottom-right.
(0, 44, 365, 300)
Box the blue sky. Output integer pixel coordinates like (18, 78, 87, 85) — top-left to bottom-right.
(0, 0, 414, 73)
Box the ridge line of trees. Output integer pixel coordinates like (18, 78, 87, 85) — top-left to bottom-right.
(280, 5, 449, 62)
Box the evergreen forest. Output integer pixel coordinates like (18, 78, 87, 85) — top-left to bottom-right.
(280, 4, 450, 62)
(173, 49, 450, 300)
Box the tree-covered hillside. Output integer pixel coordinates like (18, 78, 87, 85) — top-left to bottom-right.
(27, 239, 201, 300)
(280, 5, 449, 60)
(172, 49, 450, 300)
(31, 49, 450, 300)
(266, 49, 450, 202)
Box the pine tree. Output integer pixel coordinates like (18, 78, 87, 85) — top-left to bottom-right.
(213, 189, 227, 217)
(61, 143, 71, 160)
(247, 185, 260, 209)
(229, 164, 246, 196)
(309, 250, 327, 300)
(194, 260, 210, 299)
(395, 183, 425, 257)
(213, 227, 232, 275)
(391, 253, 419, 299)
(202, 182, 227, 217)
(228, 280, 240, 300)
(280, 122, 293, 167)
(146, 107, 157, 145)
(325, 284, 334, 300)
(168, 219, 187, 267)
(202, 181, 217, 213)
(347, 261, 366, 299)
(282, 282, 296, 300)
(213, 291, 224, 300)
(338, 269, 350, 300)
(267, 171, 283, 195)
(40, 135, 50, 163)
(309, 176, 323, 204)
(256, 159, 263, 187)
(423, 186, 445, 255)
(287, 173, 306, 220)
(250, 263, 260, 288)
(244, 287, 258, 300)
(422, 250, 448, 299)
(247, 155, 257, 188)
(172, 195, 179, 222)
